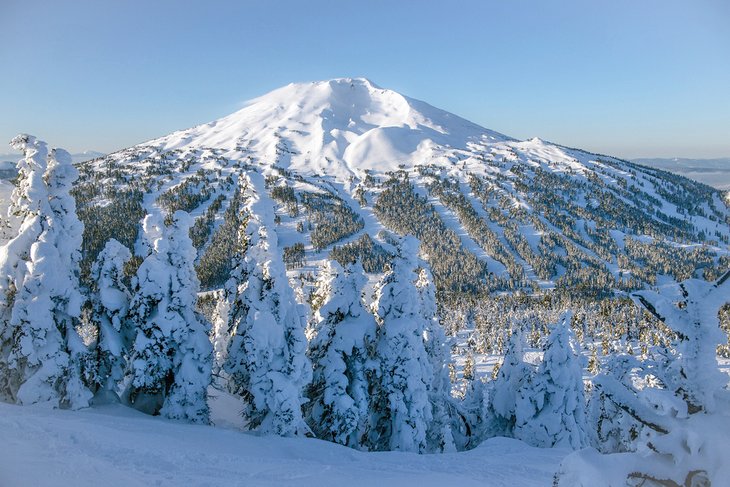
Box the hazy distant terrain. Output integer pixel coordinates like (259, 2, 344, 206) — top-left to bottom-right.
(0, 150, 104, 178)
(633, 157, 730, 190)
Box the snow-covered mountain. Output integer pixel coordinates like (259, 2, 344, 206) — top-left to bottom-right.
(149, 78, 509, 180)
(75, 77, 729, 303)
(4, 78, 730, 486)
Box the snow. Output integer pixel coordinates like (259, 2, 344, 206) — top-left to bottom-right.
(0, 400, 567, 487)
(149, 78, 510, 180)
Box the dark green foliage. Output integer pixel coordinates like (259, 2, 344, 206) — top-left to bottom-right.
(196, 187, 248, 290)
(283, 242, 306, 269)
(330, 233, 391, 273)
(157, 174, 212, 214)
(374, 177, 489, 296)
(190, 194, 226, 250)
(74, 186, 145, 283)
(300, 191, 364, 251)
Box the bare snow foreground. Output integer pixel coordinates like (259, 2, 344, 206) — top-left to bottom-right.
(0, 399, 566, 487)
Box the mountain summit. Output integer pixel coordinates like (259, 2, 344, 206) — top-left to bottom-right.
(150, 78, 510, 179)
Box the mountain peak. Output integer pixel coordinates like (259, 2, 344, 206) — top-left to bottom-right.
(148, 78, 509, 178)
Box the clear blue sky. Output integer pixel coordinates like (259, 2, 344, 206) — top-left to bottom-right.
(1, 0, 729, 158)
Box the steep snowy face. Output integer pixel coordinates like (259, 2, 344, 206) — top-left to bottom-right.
(151, 78, 509, 178)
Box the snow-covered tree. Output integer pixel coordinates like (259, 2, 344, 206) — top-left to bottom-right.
(305, 260, 376, 447)
(513, 312, 588, 449)
(484, 328, 533, 439)
(0, 135, 48, 402)
(223, 173, 311, 436)
(367, 236, 434, 453)
(208, 180, 249, 380)
(415, 264, 456, 452)
(87, 238, 132, 399)
(587, 353, 643, 453)
(210, 288, 232, 380)
(125, 211, 212, 423)
(0, 135, 91, 408)
(557, 272, 730, 486)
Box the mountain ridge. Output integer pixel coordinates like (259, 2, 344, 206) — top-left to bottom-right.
(73, 78, 729, 303)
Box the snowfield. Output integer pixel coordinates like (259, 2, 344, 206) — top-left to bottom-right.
(0, 400, 566, 487)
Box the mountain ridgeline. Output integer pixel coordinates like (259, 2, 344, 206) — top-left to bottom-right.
(73, 78, 729, 299)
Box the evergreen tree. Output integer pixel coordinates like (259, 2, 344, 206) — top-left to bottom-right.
(415, 264, 456, 452)
(125, 212, 212, 423)
(558, 272, 730, 485)
(305, 260, 376, 447)
(224, 172, 311, 436)
(485, 329, 533, 438)
(87, 238, 132, 399)
(0, 136, 91, 408)
(210, 288, 232, 380)
(513, 312, 589, 449)
(0, 135, 48, 402)
(367, 236, 434, 453)
(586, 353, 643, 453)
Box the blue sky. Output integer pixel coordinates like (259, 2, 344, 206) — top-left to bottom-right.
(1, 0, 728, 158)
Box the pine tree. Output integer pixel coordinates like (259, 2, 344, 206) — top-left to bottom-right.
(415, 264, 456, 452)
(558, 272, 730, 485)
(367, 236, 434, 453)
(586, 354, 643, 453)
(87, 238, 132, 400)
(0, 135, 48, 402)
(125, 212, 212, 423)
(305, 260, 376, 447)
(513, 312, 589, 449)
(485, 329, 533, 438)
(0, 136, 91, 408)
(223, 172, 311, 436)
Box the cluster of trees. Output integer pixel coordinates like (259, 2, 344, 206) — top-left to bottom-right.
(0, 136, 212, 421)
(156, 171, 213, 214)
(329, 233, 391, 273)
(428, 176, 524, 287)
(189, 194, 226, 249)
(374, 175, 490, 296)
(557, 271, 730, 485)
(304, 237, 454, 452)
(282, 242, 305, 269)
(195, 181, 248, 289)
(2, 136, 728, 485)
(299, 190, 364, 251)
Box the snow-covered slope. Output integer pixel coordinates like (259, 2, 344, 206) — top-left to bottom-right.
(0, 400, 566, 487)
(75, 77, 730, 299)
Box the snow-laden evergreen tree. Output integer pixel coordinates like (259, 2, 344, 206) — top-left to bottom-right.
(557, 271, 730, 486)
(87, 238, 132, 400)
(125, 211, 212, 423)
(208, 180, 249, 380)
(367, 236, 435, 453)
(485, 328, 533, 438)
(587, 353, 643, 453)
(0, 135, 48, 402)
(415, 264, 456, 452)
(513, 312, 588, 449)
(210, 288, 231, 380)
(224, 172, 311, 436)
(305, 260, 376, 447)
(0, 136, 91, 408)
